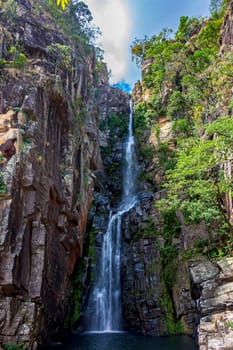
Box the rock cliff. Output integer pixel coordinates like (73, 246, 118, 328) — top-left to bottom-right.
(128, 1, 233, 349)
(0, 1, 129, 348)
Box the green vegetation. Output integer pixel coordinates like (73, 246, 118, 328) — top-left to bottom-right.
(47, 43, 72, 70)
(0, 0, 17, 22)
(132, 0, 233, 260)
(8, 46, 27, 69)
(226, 320, 233, 331)
(133, 217, 158, 241)
(131, 2, 233, 331)
(100, 112, 128, 139)
(158, 210, 180, 291)
(72, 95, 87, 124)
(88, 229, 96, 258)
(65, 258, 86, 327)
(3, 343, 25, 350)
(20, 138, 33, 152)
(0, 172, 6, 193)
(182, 225, 233, 260)
(160, 291, 183, 335)
(158, 210, 181, 334)
(133, 101, 156, 162)
(100, 111, 128, 173)
(158, 116, 233, 225)
(44, 0, 99, 54)
(0, 44, 27, 69)
(0, 0, 103, 78)
(73, 284, 82, 321)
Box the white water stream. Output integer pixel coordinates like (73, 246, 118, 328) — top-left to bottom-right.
(87, 101, 137, 332)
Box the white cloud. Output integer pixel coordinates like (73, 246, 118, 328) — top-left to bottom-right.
(84, 0, 132, 83)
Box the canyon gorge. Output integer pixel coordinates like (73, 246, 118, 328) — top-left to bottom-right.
(0, 1, 233, 349)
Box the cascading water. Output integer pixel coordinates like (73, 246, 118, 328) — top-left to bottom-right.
(86, 100, 137, 332)
(46, 103, 199, 350)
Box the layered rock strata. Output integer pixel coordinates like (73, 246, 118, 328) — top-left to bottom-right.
(128, 1, 233, 348)
(0, 1, 129, 348)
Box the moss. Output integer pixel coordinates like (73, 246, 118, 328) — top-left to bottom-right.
(100, 112, 128, 138)
(226, 320, 233, 331)
(0, 172, 6, 193)
(159, 244, 178, 290)
(160, 289, 183, 335)
(162, 209, 181, 240)
(65, 258, 87, 328)
(147, 259, 160, 274)
(70, 95, 88, 125)
(159, 210, 180, 290)
(88, 230, 96, 258)
(3, 343, 25, 350)
(104, 161, 120, 179)
(156, 210, 182, 334)
(73, 286, 82, 321)
(133, 218, 159, 241)
(100, 145, 112, 156)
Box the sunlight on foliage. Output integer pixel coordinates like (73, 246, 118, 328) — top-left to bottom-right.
(56, 0, 70, 10)
(157, 116, 233, 228)
(132, 2, 233, 240)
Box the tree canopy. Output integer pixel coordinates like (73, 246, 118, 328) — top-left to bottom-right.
(133, 4, 233, 252)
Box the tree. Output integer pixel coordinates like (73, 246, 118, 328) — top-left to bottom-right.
(210, 0, 230, 18)
(157, 116, 233, 231)
(176, 16, 201, 43)
(197, 18, 223, 51)
(131, 36, 149, 67)
(210, 0, 223, 16)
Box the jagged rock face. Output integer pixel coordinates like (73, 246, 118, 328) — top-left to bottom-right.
(121, 190, 233, 346)
(122, 236, 166, 335)
(121, 192, 168, 335)
(193, 257, 233, 350)
(129, 3, 233, 344)
(0, 1, 129, 348)
(220, 0, 233, 51)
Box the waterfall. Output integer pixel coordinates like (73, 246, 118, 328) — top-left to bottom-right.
(85, 100, 137, 332)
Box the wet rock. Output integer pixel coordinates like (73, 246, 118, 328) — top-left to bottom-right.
(121, 196, 167, 335)
(173, 261, 197, 334)
(190, 260, 219, 284)
(121, 235, 166, 335)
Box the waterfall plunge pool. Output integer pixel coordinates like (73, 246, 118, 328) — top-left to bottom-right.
(41, 103, 198, 350)
(42, 332, 197, 350)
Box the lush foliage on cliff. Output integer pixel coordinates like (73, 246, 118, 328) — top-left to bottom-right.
(132, 0, 233, 334)
(132, 0, 233, 249)
(46, 0, 99, 47)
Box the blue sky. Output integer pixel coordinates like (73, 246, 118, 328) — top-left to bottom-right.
(85, 0, 211, 87)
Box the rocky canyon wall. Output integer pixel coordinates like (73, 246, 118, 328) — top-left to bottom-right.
(126, 1, 233, 349)
(0, 1, 129, 348)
